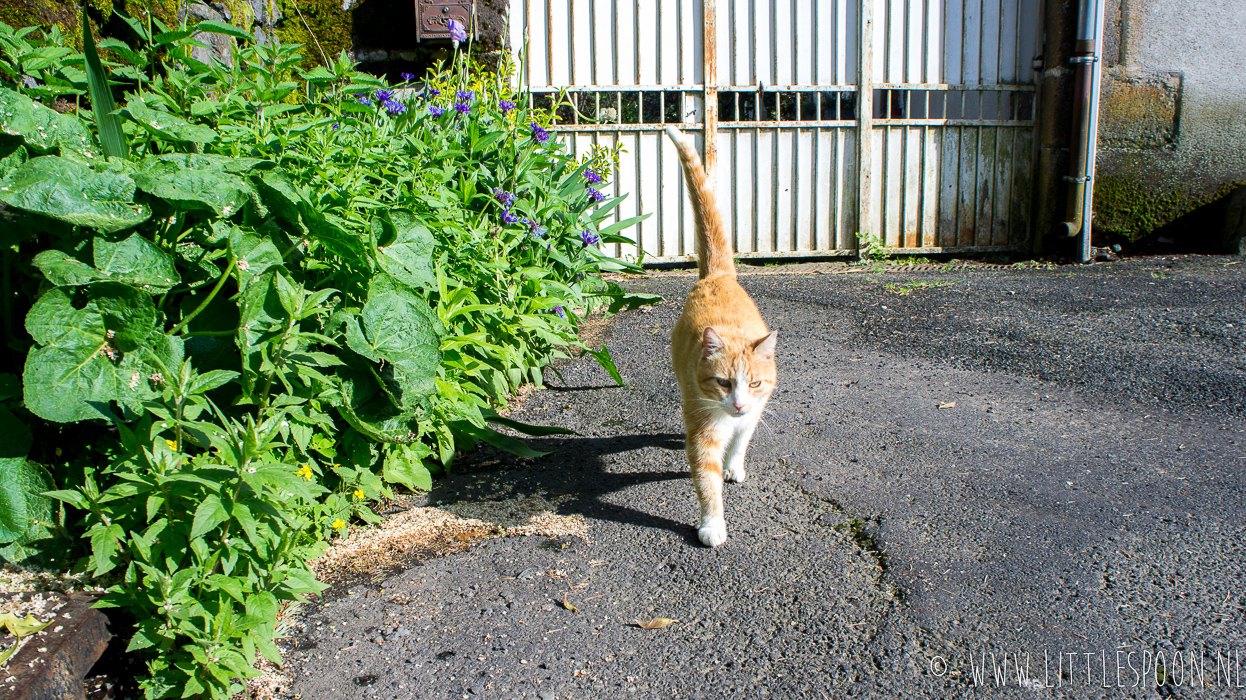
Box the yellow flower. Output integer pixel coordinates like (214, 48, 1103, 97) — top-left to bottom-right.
(353, 489, 366, 500)
(165, 439, 179, 451)
(296, 464, 314, 481)
(332, 518, 346, 529)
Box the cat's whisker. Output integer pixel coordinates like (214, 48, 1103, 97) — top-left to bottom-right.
(757, 415, 778, 438)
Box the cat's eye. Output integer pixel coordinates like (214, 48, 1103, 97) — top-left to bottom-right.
(749, 380, 761, 388)
(716, 378, 732, 389)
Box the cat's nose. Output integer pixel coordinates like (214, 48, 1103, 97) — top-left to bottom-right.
(733, 401, 748, 413)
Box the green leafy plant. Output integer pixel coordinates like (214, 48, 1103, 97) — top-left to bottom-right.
(0, 12, 656, 698)
(855, 231, 888, 262)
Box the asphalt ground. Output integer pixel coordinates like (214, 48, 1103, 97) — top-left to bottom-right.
(285, 255, 1246, 699)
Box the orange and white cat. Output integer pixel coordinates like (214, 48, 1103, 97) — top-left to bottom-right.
(665, 126, 778, 547)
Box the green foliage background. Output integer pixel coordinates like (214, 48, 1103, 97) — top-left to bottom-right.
(0, 13, 654, 698)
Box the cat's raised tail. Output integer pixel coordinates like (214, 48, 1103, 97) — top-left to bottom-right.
(664, 126, 735, 280)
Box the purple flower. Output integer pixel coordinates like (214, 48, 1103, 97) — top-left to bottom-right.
(355, 94, 373, 106)
(448, 18, 468, 45)
(428, 105, 446, 116)
(499, 100, 515, 113)
(401, 72, 415, 81)
(373, 88, 394, 103)
(553, 305, 566, 319)
(384, 99, 406, 115)
(584, 170, 602, 185)
(493, 187, 517, 207)
(525, 218, 547, 237)
(530, 122, 550, 143)
(580, 229, 600, 246)
(456, 90, 474, 104)
(586, 187, 606, 202)
(422, 88, 441, 100)
(331, 121, 341, 131)
(502, 209, 522, 224)
(454, 101, 471, 114)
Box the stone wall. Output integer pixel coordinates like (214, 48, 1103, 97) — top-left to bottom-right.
(1094, 0, 1246, 244)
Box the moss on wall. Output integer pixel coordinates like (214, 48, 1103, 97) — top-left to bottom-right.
(1, 0, 186, 47)
(1095, 176, 1246, 242)
(274, 0, 352, 66)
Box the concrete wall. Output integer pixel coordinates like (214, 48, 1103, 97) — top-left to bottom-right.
(1094, 0, 1246, 242)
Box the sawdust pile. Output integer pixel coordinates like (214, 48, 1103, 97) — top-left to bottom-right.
(309, 493, 588, 581)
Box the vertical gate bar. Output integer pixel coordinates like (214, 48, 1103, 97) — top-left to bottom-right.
(857, 0, 874, 248)
(569, 0, 577, 84)
(703, 0, 719, 180)
(962, 0, 977, 85)
(834, 128, 845, 247)
(836, 0, 847, 85)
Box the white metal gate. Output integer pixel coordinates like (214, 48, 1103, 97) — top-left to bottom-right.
(510, 0, 1040, 262)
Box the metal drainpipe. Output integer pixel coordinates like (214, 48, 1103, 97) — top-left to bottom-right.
(1061, 0, 1103, 261)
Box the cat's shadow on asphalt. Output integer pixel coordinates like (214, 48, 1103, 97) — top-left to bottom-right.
(428, 431, 700, 546)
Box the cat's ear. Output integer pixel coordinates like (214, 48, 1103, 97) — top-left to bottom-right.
(752, 331, 777, 360)
(702, 326, 725, 358)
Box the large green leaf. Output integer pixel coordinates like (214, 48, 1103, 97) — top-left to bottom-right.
(94, 233, 181, 291)
(382, 443, 433, 491)
(32, 235, 179, 292)
(0, 87, 94, 154)
(133, 153, 251, 216)
(22, 284, 160, 422)
(31, 249, 103, 287)
(255, 170, 367, 264)
(235, 270, 287, 400)
(371, 209, 435, 291)
(0, 156, 149, 233)
(0, 458, 29, 541)
(121, 98, 218, 144)
(343, 281, 441, 409)
(0, 462, 59, 565)
(228, 226, 283, 277)
(24, 286, 105, 347)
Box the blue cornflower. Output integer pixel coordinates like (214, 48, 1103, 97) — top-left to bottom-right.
(580, 229, 600, 246)
(374, 88, 394, 103)
(456, 89, 474, 103)
(401, 72, 415, 81)
(355, 94, 373, 106)
(530, 122, 550, 143)
(428, 105, 446, 116)
(525, 218, 547, 237)
(448, 19, 468, 45)
(553, 305, 567, 319)
(502, 209, 522, 224)
(586, 187, 606, 202)
(331, 121, 341, 131)
(423, 88, 441, 100)
(384, 99, 406, 115)
(584, 170, 602, 184)
(454, 101, 471, 114)
(494, 187, 517, 207)
(499, 100, 515, 113)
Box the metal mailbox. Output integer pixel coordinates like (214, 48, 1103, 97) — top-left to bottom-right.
(415, 0, 473, 42)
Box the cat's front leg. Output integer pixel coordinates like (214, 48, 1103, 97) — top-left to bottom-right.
(687, 432, 728, 547)
(722, 414, 761, 483)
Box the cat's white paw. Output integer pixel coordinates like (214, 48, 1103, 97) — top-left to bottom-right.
(698, 517, 727, 547)
(723, 463, 747, 483)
